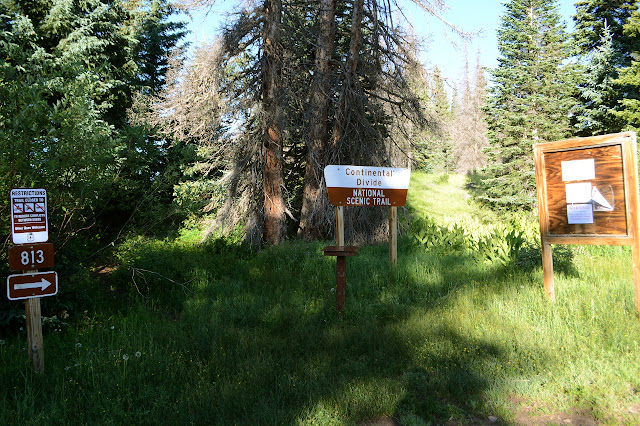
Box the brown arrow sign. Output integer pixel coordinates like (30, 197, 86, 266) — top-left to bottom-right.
(7, 271, 58, 300)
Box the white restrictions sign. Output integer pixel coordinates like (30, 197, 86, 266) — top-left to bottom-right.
(10, 188, 49, 244)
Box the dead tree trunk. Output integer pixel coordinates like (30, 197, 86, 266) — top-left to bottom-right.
(262, 0, 286, 245)
(332, 0, 364, 148)
(298, 0, 336, 239)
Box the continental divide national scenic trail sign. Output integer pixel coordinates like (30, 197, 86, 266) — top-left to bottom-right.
(325, 165, 411, 207)
(323, 165, 411, 314)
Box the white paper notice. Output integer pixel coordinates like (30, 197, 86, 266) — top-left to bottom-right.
(565, 182, 592, 204)
(592, 187, 614, 211)
(567, 204, 594, 224)
(561, 159, 595, 181)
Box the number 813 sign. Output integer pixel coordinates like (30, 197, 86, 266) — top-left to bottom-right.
(9, 243, 55, 271)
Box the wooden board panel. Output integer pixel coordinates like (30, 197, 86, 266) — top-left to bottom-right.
(543, 144, 628, 236)
(534, 132, 640, 308)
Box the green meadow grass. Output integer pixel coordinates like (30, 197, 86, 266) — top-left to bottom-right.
(2, 173, 640, 424)
(406, 172, 499, 224)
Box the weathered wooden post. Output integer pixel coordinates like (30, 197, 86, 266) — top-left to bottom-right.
(389, 206, 398, 268)
(25, 290, 44, 374)
(7, 188, 58, 374)
(323, 245, 359, 314)
(336, 206, 345, 246)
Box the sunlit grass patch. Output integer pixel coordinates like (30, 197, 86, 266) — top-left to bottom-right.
(4, 174, 640, 424)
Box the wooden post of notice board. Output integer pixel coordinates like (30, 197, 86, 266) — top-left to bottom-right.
(534, 132, 640, 311)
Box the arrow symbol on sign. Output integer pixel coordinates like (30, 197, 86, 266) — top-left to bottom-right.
(15, 278, 52, 292)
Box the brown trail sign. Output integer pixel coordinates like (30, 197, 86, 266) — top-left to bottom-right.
(7, 188, 55, 374)
(324, 164, 410, 261)
(534, 132, 640, 310)
(7, 271, 58, 301)
(323, 165, 410, 313)
(325, 165, 410, 207)
(9, 243, 55, 271)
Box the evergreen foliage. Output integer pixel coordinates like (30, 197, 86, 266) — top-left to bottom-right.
(572, 0, 638, 62)
(414, 66, 454, 173)
(0, 0, 187, 250)
(572, 26, 626, 135)
(571, 0, 638, 135)
(482, 0, 574, 211)
(613, 8, 640, 131)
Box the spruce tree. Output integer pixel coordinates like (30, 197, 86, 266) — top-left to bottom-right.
(0, 1, 121, 246)
(0, 0, 187, 245)
(572, 26, 626, 135)
(571, 0, 638, 135)
(415, 66, 454, 173)
(613, 8, 640, 130)
(213, 0, 433, 243)
(573, 0, 638, 62)
(482, 0, 574, 211)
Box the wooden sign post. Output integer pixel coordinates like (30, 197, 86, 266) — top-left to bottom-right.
(324, 165, 411, 265)
(533, 132, 640, 309)
(322, 165, 410, 313)
(25, 273, 44, 375)
(7, 188, 57, 374)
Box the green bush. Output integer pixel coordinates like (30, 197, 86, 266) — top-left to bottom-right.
(409, 213, 557, 269)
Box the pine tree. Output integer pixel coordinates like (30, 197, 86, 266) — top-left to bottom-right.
(571, 0, 638, 135)
(572, 25, 625, 135)
(613, 9, 640, 131)
(573, 0, 637, 62)
(482, 0, 574, 211)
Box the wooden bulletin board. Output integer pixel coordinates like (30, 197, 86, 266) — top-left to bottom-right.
(533, 132, 640, 309)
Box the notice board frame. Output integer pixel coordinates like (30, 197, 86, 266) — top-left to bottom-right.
(533, 132, 640, 310)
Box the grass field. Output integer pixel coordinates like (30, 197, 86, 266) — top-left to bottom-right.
(2, 172, 640, 424)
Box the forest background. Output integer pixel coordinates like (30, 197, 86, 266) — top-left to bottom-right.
(5, 0, 640, 423)
(2, 0, 640, 335)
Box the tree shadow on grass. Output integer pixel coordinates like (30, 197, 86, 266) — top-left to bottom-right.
(101, 237, 561, 424)
(30, 236, 576, 425)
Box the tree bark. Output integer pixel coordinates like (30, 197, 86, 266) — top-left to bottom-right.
(332, 0, 364, 147)
(298, 0, 336, 239)
(262, 0, 286, 245)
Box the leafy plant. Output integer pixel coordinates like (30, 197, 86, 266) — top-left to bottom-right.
(409, 212, 541, 268)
